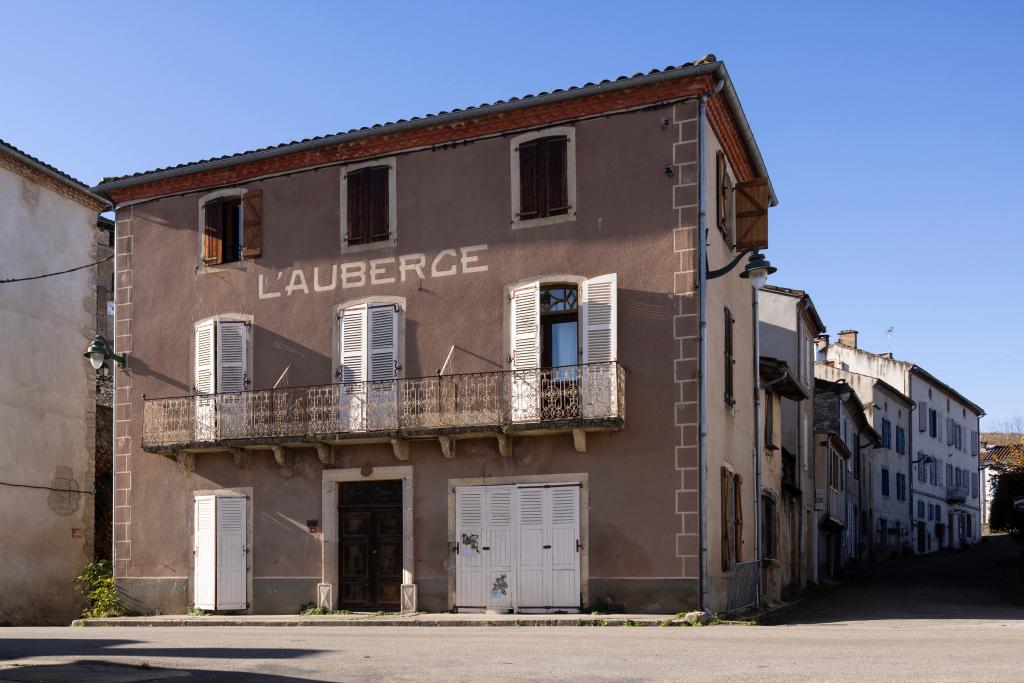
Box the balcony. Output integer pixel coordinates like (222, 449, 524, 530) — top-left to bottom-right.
(142, 362, 625, 459)
(946, 484, 969, 504)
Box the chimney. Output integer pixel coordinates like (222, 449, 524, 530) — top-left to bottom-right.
(838, 329, 858, 348)
(814, 334, 830, 353)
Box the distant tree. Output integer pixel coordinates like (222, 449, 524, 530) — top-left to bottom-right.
(990, 468, 1024, 542)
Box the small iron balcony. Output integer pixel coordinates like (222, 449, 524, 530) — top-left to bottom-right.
(142, 362, 625, 452)
(946, 484, 969, 504)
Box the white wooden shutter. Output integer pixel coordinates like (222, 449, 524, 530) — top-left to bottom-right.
(510, 282, 540, 423)
(194, 320, 216, 394)
(581, 273, 617, 364)
(484, 486, 514, 611)
(548, 485, 581, 609)
(918, 402, 927, 432)
(216, 495, 247, 610)
(339, 305, 368, 383)
(947, 418, 954, 446)
(193, 495, 216, 610)
(338, 305, 368, 432)
(367, 304, 398, 381)
(217, 321, 248, 393)
(516, 486, 546, 609)
(455, 487, 486, 611)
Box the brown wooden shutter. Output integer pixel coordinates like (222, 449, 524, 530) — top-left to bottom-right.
(518, 139, 540, 220)
(203, 198, 224, 265)
(546, 136, 569, 215)
(721, 467, 731, 571)
(734, 473, 744, 562)
(242, 189, 263, 259)
(347, 169, 368, 244)
(734, 177, 769, 250)
(724, 308, 734, 404)
(716, 150, 727, 233)
(369, 166, 390, 242)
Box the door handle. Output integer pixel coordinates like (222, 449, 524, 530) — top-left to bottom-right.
(543, 545, 552, 549)
(482, 546, 490, 551)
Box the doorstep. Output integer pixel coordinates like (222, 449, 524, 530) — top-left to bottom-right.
(72, 612, 682, 627)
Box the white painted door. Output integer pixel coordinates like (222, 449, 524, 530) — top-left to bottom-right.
(509, 282, 541, 423)
(517, 485, 581, 612)
(193, 495, 216, 610)
(455, 485, 516, 612)
(216, 495, 248, 610)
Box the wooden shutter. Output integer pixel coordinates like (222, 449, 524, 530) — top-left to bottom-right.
(203, 198, 224, 265)
(339, 304, 368, 383)
(241, 189, 263, 259)
(545, 136, 569, 215)
(724, 308, 734, 404)
(369, 166, 390, 242)
(716, 150, 728, 233)
(367, 304, 398, 381)
(721, 467, 731, 571)
(734, 177, 769, 250)
(518, 140, 540, 220)
(918, 402, 928, 431)
(346, 169, 368, 244)
(734, 474, 744, 562)
(510, 282, 540, 370)
(455, 487, 485, 610)
(582, 274, 617, 364)
(217, 321, 248, 392)
(194, 319, 216, 394)
(193, 495, 216, 610)
(215, 495, 247, 610)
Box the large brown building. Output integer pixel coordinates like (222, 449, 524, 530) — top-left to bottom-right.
(93, 55, 774, 615)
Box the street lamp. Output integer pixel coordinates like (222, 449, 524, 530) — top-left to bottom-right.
(707, 247, 777, 286)
(83, 334, 127, 370)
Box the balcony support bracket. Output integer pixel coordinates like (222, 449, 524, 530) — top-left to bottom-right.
(177, 452, 195, 472)
(232, 448, 250, 469)
(572, 429, 587, 453)
(315, 442, 334, 466)
(439, 435, 456, 460)
(271, 445, 290, 467)
(390, 438, 410, 461)
(497, 434, 511, 458)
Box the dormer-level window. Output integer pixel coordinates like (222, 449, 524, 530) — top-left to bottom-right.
(201, 189, 262, 266)
(511, 127, 576, 228)
(345, 165, 391, 245)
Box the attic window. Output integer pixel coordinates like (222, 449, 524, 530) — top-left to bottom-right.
(511, 127, 576, 228)
(201, 189, 262, 266)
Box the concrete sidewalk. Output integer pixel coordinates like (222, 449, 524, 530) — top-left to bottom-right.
(73, 612, 692, 628)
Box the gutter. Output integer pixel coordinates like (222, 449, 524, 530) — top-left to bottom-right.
(94, 60, 775, 206)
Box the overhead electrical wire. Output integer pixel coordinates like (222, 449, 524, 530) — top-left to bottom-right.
(0, 253, 113, 284)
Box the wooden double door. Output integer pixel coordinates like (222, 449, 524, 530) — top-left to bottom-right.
(339, 481, 403, 610)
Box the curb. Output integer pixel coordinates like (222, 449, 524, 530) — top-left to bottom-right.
(72, 616, 685, 628)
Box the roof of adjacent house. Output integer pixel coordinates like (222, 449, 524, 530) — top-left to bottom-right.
(93, 56, 775, 206)
(760, 356, 809, 401)
(0, 138, 109, 209)
(761, 284, 826, 333)
(814, 377, 881, 442)
(981, 443, 1024, 467)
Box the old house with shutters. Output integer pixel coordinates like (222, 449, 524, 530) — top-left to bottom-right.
(0, 139, 110, 625)
(822, 334, 983, 554)
(93, 56, 775, 615)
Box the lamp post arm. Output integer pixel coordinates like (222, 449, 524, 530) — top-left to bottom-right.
(707, 247, 757, 280)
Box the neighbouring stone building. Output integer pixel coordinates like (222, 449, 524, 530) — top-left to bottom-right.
(822, 333, 984, 553)
(0, 139, 110, 625)
(92, 56, 779, 615)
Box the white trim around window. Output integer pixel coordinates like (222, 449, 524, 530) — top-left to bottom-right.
(340, 156, 398, 254)
(510, 126, 577, 230)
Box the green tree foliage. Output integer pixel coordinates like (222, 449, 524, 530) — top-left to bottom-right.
(74, 560, 124, 618)
(990, 468, 1024, 542)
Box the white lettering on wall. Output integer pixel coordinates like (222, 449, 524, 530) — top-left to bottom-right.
(259, 244, 489, 299)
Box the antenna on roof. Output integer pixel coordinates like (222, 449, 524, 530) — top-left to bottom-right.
(886, 327, 894, 355)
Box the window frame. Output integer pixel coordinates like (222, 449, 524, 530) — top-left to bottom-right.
(191, 313, 254, 395)
(510, 126, 577, 230)
(340, 156, 398, 254)
(198, 188, 248, 269)
(332, 296, 406, 383)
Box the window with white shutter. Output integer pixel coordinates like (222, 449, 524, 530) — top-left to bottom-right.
(217, 321, 248, 393)
(338, 305, 368, 384)
(918, 402, 927, 432)
(335, 301, 402, 432)
(510, 282, 541, 423)
(194, 320, 216, 395)
(367, 304, 399, 382)
(581, 274, 616, 365)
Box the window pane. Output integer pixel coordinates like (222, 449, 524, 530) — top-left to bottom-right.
(550, 320, 577, 377)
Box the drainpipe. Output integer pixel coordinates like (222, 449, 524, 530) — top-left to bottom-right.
(697, 77, 725, 614)
(751, 289, 763, 605)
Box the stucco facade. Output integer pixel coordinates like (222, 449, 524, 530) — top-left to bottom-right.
(823, 338, 983, 554)
(96, 59, 773, 615)
(0, 143, 107, 625)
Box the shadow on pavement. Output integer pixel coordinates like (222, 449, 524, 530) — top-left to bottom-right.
(763, 534, 1024, 625)
(0, 660, 329, 682)
(0, 640, 320, 663)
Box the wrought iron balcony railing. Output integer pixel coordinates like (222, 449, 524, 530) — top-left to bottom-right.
(142, 362, 625, 450)
(946, 484, 969, 504)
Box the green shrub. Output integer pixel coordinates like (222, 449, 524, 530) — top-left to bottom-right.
(74, 560, 124, 618)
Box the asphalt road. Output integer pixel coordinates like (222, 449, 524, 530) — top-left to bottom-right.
(2, 537, 1023, 682)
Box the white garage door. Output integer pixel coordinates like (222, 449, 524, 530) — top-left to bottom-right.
(455, 484, 580, 613)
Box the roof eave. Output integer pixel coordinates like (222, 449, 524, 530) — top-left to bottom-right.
(1, 142, 111, 209)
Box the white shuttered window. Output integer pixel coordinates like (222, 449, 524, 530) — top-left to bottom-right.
(193, 318, 250, 394)
(581, 273, 617, 364)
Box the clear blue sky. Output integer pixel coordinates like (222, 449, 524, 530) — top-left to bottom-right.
(3, 1, 1021, 427)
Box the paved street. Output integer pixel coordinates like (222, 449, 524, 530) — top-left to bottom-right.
(2, 537, 1023, 682)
